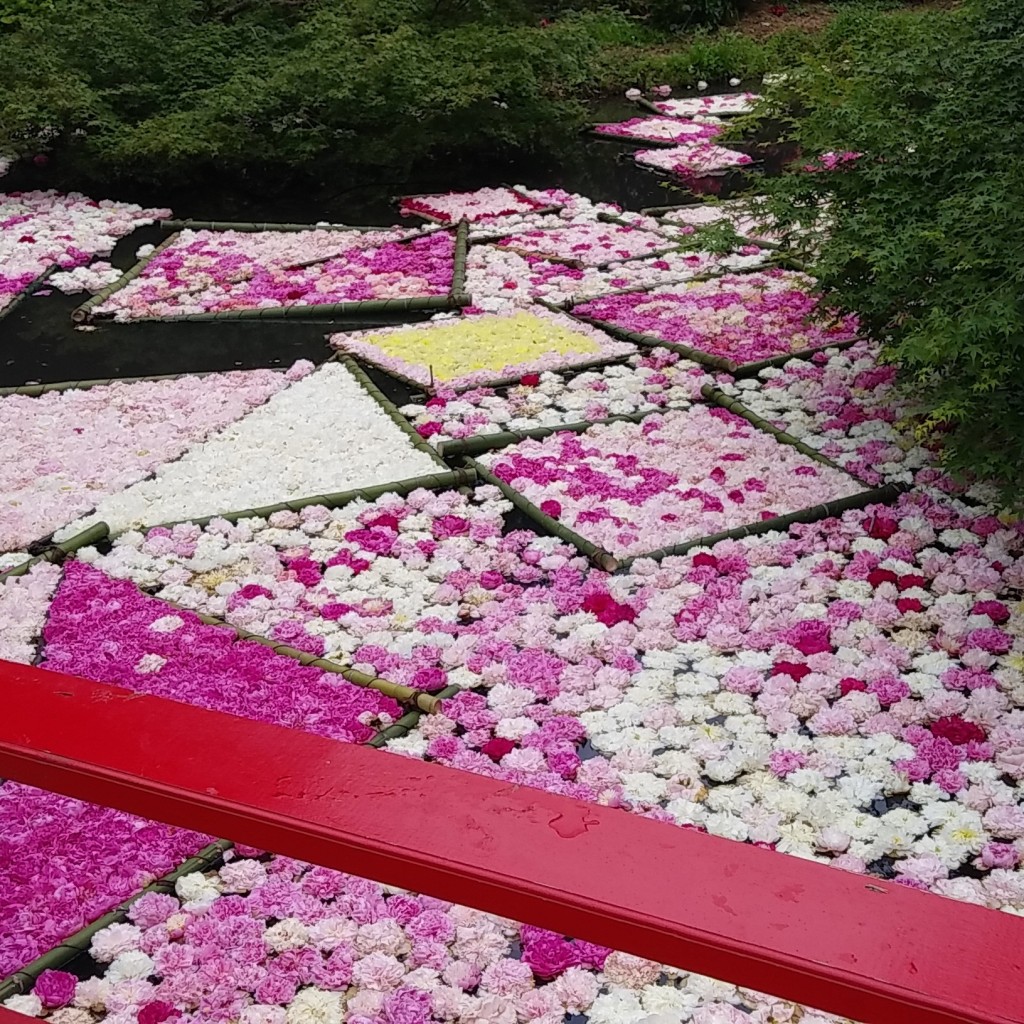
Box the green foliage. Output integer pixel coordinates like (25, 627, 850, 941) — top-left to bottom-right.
(762, 0, 1024, 498)
(0, 0, 52, 26)
(0, 0, 605, 180)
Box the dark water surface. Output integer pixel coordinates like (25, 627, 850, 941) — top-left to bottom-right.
(0, 93, 794, 387)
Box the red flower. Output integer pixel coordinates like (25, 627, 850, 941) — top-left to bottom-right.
(866, 515, 899, 540)
(539, 499, 561, 518)
(839, 678, 868, 696)
(520, 373, 541, 386)
(897, 598, 924, 614)
(769, 4, 788, 15)
(692, 553, 719, 569)
(898, 574, 927, 591)
(972, 600, 1010, 624)
(930, 716, 986, 746)
(867, 568, 899, 588)
(481, 737, 516, 762)
(771, 661, 810, 681)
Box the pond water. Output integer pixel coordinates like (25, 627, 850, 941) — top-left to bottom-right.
(0, 90, 795, 387)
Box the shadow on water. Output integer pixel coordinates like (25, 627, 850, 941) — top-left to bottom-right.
(0, 91, 798, 386)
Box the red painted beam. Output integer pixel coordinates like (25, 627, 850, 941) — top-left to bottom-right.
(1, 662, 1022, 1024)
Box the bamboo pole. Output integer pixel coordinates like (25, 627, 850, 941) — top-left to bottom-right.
(72, 233, 181, 323)
(569, 313, 739, 374)
(612, 483, 908, 570)
(450, 219, 470, 304)
(0, 523, 110, 583)
(151, 594, 445, 712)
(159, 219, 393, 233)
(466, 458, 619, 572)
(365, 684, 462, 748)
(0, 839, 233, 1000)
(0, 367, 288, 399)
(121, 292, 465, 323)
(0, 266, 57, 323)
(146, 467, 477, 531)
(334, 354, 451, 470)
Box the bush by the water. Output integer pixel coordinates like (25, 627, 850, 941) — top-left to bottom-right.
(763, 0, 1024, 498)
(0, 0, 781, 183)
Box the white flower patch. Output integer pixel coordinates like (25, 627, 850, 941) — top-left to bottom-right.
(53, 362, 438, 537)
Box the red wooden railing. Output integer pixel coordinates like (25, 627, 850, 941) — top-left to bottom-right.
(1, 660, 1022, 1024)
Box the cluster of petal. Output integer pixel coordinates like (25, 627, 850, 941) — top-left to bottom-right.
(634, 144, 754, 178)
(0, 561, 61, 663)
(0, 190, 168, 308)
(594, 116, 725, 145)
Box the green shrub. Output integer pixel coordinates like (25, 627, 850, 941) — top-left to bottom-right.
(762, 0, 1024, 498)
(0, 0, 601, 181)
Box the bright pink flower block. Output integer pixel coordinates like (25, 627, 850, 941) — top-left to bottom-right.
(42, 561, 400, 743)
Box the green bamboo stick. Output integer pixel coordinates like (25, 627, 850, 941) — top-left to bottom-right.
(150, 593, 444, 711)
(730, 337, 860, 378)
(159, 219, 392, 233)
(0, 522, 110, 583)
(612, 483, 908, 570)
(0, 266, 57, 324)
(450, 353, 634, 395)
(466, 458, 619, 572)
(334, 354, 451, 469)
(147, 467, 477, 531)
(366, 684, 462, 748)
(72, 233, 181, 323)
(0, 367, 288, 399)
(123, 292, 464, 323)
(450, 219, 470, 303)
(0, 839, 232, 1000)
(700, 385, 856, 475)
(436, 403, 690, 459)
(569, 313, 738, 374)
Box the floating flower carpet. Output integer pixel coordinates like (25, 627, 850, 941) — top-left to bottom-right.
(5, 171, 1024, 1024)
(90, 228, 459, 321)
(329, 309, 635, 392)
(592, 117, 724, 147)
(634, 144, 754, 179)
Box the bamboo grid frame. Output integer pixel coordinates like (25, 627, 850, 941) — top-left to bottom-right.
(0, 366, 288, 399)
(598, 208, 780, 253)
(0, 838, 234, 1002)
(0, 266, 58, 325)
(147, 593, 450, 713)
(0, 523, 110, 583)
(464, 387, 908, 571)
(72, 222, 472, 325)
